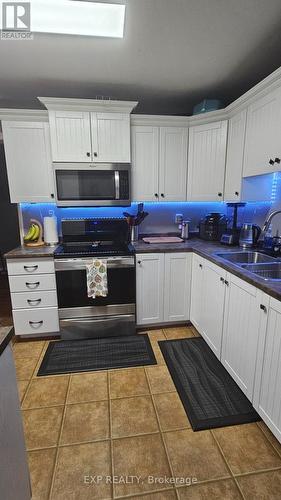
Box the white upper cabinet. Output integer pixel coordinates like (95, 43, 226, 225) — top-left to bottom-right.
(224, 109, 247, 202)
(221, 274, 262, 400)
(91, 113, 131, 162)
(49, 110, 92, 162)
(39, 98, 137, 163)
(131, 126, 159, 201)
(131, 123, 188, 202)
(159, 127, 188, 201)
(254, 295, 281, 443)
(243, 86, 281, 177)
(49, 111, 131, 163)
(187, 120, 228, 201)
(2, 121, 55, 203)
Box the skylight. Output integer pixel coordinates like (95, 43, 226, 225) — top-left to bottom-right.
(18, 1, 126, 38)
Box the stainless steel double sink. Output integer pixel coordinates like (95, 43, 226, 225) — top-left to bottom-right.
(215, 251, 281, 281)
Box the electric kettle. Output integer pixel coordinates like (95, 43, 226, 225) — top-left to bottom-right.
(239, 223, 261, 248)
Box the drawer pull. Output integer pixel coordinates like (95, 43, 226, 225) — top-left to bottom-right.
(29, 320, 43, 328)
(24, 265, 38, 272)
(27, 298, 42, 305)
(25, 282, 40, 289)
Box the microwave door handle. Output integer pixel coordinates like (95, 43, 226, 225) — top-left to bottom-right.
(115, 171, 120, 200)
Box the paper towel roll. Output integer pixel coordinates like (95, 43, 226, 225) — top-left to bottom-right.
(43, 215, 58, 245)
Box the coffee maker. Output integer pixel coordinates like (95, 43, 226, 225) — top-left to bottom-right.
(199, 213, 227, 241)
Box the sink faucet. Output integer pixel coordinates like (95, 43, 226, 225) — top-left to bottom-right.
(259, 210, 281, 242)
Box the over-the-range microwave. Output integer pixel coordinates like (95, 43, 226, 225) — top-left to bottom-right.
(54, 163, 131, 207)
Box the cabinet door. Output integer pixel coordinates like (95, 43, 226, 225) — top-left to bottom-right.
(187, 120, 227, 201)
(254, 296, 281, 443)
(49, 110, 91, 162)
(159, 127, 188, 201)
(243, 87, 281, 177)
(190, 254, 205, 332)
(2, 121, 55, 203)
(91, 113, 131, 162)
(224, 110, 247, 202)
(136, 253, 164, 325)
(131, 126, 159, 201)
(164, 253, 192, 322)
(200, 260, 226, 358)
(221, 274, 261, 399)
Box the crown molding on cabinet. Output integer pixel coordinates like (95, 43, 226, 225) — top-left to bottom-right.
(226, 66, 281, 116)
(131, 114, 189, 127)
(0, 108, 48, 122)
(38, 97, 139, 114)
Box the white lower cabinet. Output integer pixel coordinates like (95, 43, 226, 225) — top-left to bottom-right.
(7, 258, 59, 336)
(200, 260, 226, 359)
(164, 253, 191, 322)
(13, 307, 60, 336)
(136, 252, 191, 325)
(136, 253, 165, 325)
(190, 255, 226, 358)
(221, 274, 262, 400)
(190, 254, 204, 331)
(254, 295, 281, 443)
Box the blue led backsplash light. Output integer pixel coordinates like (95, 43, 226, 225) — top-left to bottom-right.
(20, 200, 273, 236)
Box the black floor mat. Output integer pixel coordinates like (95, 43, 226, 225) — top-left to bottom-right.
(38, 334, 156, 376)
(159, 337, 260, 431)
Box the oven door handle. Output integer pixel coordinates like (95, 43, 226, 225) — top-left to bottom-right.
(54, 257, 135, 271)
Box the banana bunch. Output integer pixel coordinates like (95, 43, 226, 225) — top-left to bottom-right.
(24, 222, 40, 243)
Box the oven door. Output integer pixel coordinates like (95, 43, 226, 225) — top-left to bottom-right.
(55, 257, 136, 338)
(54, 163, 130, 206)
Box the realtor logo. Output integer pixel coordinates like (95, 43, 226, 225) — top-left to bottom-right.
(1, 2, 33, 39)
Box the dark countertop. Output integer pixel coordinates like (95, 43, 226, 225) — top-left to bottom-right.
(5, 245, 58, 259)
(133, 238, 281, 302)
(5, 238, 281, 301)
(0, 327, 14, 357)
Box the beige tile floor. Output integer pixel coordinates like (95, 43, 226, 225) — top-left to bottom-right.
(13, 326, 281, 500)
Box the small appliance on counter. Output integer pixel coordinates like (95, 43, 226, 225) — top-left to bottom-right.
(239, 223, 261, 248)
(199, 213, 227, 241)
(181, 220, 190, 240)
(43, 212, 59, 246)
(220, 203, 245, 246)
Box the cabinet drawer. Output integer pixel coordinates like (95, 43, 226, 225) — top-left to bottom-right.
(9, 274, 56, 293)
(12, 307, 59, 336)
(7, 258, 54, 276)
(11, 290, 57, 310)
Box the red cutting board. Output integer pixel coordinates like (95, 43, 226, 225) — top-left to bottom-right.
(142, 236, 183, 243)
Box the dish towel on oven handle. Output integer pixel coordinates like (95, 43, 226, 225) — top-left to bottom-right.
(86, 259, 108, 298)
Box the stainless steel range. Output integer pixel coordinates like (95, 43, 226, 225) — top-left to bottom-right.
(54, 218, 136, 339)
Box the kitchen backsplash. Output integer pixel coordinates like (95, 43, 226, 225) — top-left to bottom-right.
(20, 201, 276, 237)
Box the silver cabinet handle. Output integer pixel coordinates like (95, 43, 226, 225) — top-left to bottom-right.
(29, 320, 43, 328)
(27, 298, 42, 305)
(26, 282, 40, 289)
(24, 265, 38, 272)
